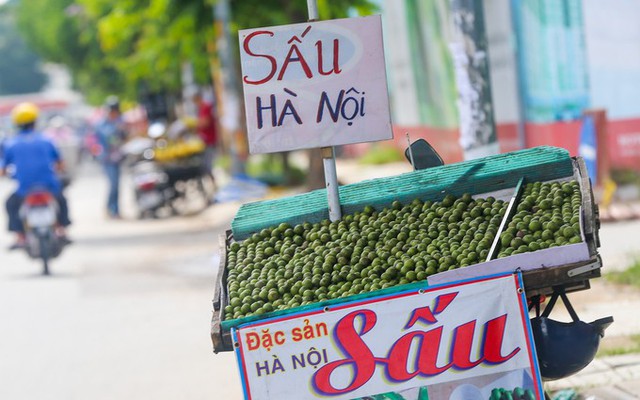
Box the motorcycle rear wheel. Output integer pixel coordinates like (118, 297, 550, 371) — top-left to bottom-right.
(38, 232, 50, 276)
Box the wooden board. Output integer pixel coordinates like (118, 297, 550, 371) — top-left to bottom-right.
(232, 146, 574, 240)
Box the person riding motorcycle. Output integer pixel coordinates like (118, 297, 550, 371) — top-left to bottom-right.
(1, 103, 71, 249)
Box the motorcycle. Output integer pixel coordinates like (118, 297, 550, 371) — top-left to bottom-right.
(124, 123, 215, 219)
(19, 189, 68, 275)
(131, 154, 215, 219)
(131, 157, 173, 218)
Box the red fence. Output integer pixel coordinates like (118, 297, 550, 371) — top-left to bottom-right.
(386, 117, 640, 171)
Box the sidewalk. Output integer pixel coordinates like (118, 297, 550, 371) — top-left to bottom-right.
(600, 202, 640, 222)
(548, 354, 640, 399)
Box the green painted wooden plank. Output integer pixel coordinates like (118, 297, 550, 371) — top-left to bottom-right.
(232, 146, 572, 240)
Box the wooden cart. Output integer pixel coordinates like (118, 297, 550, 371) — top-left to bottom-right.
(212, 148, 601, 353)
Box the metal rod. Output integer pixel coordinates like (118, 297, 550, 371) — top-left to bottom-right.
(406, 132, 416, 171)
(322, 147, 342, 221)
(486, 178, 524, 262)
(308, 0, 340, 221)
(307, 0, 319, 21)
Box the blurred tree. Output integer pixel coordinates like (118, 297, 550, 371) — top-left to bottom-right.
(15, 0, 123, 103)
(77, 0, 213, 97)
(15, 0, 376, 102)
(232, 0, 377, 27)
(0, 3, 47, 95)
(15, 0, 377, 188)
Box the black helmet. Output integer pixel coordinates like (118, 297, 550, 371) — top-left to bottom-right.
(530, 290, 613, 381)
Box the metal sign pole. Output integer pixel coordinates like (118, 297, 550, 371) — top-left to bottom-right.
(322, 147, 342, 221)
(307, 0, 342, 221)
(307, 0, 319, 20)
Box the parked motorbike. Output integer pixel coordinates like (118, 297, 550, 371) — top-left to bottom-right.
(131, 158, 172, 218)
(19, 189, 68, 275)
(124, 123, 215, 219)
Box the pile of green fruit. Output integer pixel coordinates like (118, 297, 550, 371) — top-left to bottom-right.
(497, 180, 582, 258)
(224, 194, 507, 320)
(489, 387, 536, 400)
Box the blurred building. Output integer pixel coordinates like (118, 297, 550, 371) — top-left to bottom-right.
(379, 0, 640, 170)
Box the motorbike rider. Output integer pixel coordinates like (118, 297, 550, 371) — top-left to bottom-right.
(1, 102, 71, 249)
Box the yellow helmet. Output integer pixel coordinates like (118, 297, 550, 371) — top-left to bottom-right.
(11, 102, 40, 126)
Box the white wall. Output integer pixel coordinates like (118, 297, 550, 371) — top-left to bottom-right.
(583, 0, 640, 120)
(484, 0, 522, 124)
(382, 0, 421, 125)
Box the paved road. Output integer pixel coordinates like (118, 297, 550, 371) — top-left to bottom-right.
(1, 159, 639, 399)
(0, 162, 244, 399)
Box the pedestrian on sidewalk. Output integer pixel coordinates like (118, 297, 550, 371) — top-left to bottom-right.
(96, 96, 128, 219)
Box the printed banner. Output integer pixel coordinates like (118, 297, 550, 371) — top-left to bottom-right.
(239, 16, 393, 154)
(233, 273, 544, 400)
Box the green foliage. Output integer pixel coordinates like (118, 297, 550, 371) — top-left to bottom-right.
(246, 155, 306, 186)
(358, 144, 404, 165)
(14, 0, 378, 103)
(606, 259, 640, 287)
(82, 0, 213, 94)
(0, 4, 47, 95)
(611, 169, 640, 186)
(15, 0, 124, 102)
(233, 0, 379, 28)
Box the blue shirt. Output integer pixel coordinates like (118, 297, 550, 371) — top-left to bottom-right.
(3, 130, 62, 196)
(96, 117, 126, 165)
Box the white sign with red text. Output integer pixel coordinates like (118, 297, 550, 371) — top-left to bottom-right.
(233, 273, 544, 400)
(238, 16, 392, 154)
